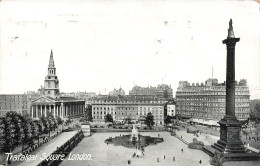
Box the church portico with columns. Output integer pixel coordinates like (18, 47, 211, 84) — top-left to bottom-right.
(31, 50, 85, 119)
(31, 97, 85, 119)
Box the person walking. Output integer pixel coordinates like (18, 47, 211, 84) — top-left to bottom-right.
(181, 149, 183, 153)
(173, 156, 175, 161)
(199, 160, 202, 164)
(164, 155, 165, 160)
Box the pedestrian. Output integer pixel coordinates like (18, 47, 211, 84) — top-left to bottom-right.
(181, 149, 183, 153)
(181, 136, 182, 139)
(157, 157, 160, 162)
(164, 155, 165, 160)
(173, 156, 175, 161)
(199, 160, 202, 164)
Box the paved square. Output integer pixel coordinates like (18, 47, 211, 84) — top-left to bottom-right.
(60, 132, 211, 166)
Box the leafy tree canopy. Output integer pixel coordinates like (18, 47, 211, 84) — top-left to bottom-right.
(145, 112, 155, 129)
(105, 114, 113, 123)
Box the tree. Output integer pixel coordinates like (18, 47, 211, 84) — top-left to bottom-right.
(36, 120, 43, 146)
(124, 117, 132, 125)
(251, 103, 260, 121)
(145, 112, 155, 129)
(21, 115, 32, 151)
(37, 120, 43, 135)
(56, 117, 63, 131)
(0, 117, 6, 153)
(66, 118, 72, 127)
(31, 121, 40, 146)
(81, 105, 92, 123)
(40, 116, 50, 135)
(4, 115, 16, 164)
(105, 114, 113, 123)
(86, 104, 93, 122)
(14, 114, 25, 147)
(164, 115, 172, 125)
(250, 103, 260, 141)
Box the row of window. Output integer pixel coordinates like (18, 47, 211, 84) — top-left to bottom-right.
(0, 95, 26, 99)
(0, 106, 26, 110)
(178, 111, 249, 119)
(177, 102, 249, 106)
(93, 106, 163, 111)
(177, 107, 250, 112)
(93, 111, 163, 115)
(176, 91, 249, 96)
(176, 97, 249, 101)
(93, 115, 164, 120)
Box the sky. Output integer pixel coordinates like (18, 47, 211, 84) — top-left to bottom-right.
(0, 0, 259, 99)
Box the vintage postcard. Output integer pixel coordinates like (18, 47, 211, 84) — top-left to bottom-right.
(0, 0, 259, 166)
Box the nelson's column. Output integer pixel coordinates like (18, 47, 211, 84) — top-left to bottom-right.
(203, 19, 259, 162)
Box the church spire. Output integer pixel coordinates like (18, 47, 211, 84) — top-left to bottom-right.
(48, 50, 55, 68)
(44, 50, 60, 99)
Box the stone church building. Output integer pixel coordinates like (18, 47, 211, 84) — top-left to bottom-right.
(31, 50, 85, 119)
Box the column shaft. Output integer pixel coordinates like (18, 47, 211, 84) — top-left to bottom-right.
(45, 105, 47, 117)
(41, 105, 43, 118)
(31, 106, 34, 118)
(54, 105, 56, 117)
(36, 105, 38, 118)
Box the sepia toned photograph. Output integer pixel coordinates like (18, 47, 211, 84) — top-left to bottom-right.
(0, 0, 260, 165)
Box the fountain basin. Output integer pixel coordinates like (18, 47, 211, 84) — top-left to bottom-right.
(105, 134, 164, 148)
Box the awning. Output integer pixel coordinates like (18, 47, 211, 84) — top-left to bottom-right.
(191, 118, 219, 126)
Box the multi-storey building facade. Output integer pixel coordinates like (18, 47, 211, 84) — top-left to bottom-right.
(90, 98, 166, 126)
(166, 103, 176, 116)
(129, 84, 173, 99)
(0, 94, 29, 116)
(31, 51, 85, 119)
(176, 78, 250, 120)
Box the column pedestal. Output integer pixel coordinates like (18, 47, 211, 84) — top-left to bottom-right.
(212, 117, 245, 153)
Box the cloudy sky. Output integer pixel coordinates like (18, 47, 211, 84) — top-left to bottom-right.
(0, 0, 259, 99)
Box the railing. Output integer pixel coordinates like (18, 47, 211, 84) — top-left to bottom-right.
(22, 131, 63, 155)
(174, 134, 189, 145)
(36, 130, 84, 166)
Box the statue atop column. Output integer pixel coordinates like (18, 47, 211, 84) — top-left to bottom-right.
(229, 19, 233, 30)
(227, 19, 235, 38)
